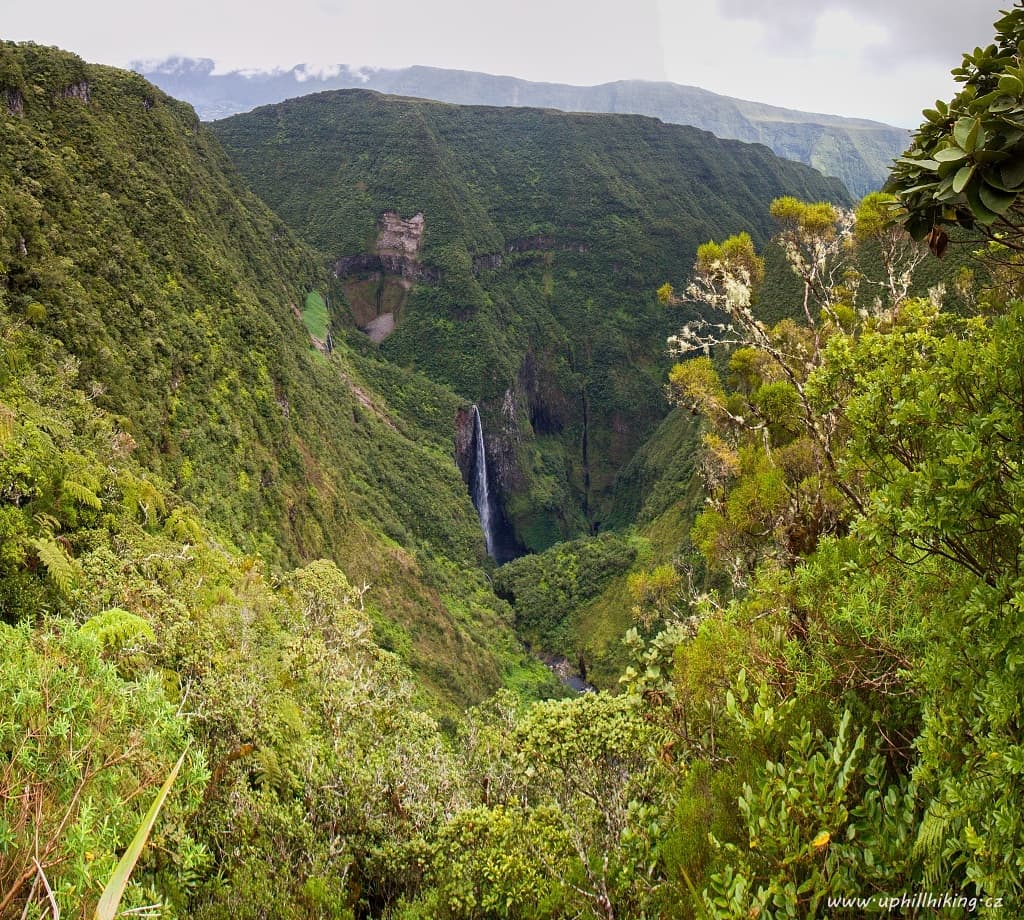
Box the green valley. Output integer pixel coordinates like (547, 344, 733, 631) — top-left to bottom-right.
(4, 4, 1024, 918)
(213, 89, 848, 552)
(0, 41, 553, 710)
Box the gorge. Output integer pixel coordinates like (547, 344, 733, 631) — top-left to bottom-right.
(213, 88, 849, 555)
(5, 11, 1022, 917)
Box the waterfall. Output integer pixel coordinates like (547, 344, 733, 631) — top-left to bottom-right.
(470, 405, 498, 557)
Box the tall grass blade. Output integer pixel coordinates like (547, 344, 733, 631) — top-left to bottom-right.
(93, 752, 186, 920)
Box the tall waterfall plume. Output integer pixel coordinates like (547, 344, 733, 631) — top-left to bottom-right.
(470, 405, 499, 557)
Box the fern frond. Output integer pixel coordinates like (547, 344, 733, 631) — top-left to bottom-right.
(37, 416, 70, 440)
(63, 478, 103, 510)
(33, 537, 81, 595)
(914, 799, 956, 887)
(33, 512, 62, 536)
(164, 507, 204, 544)
(913, 801, 952, 860)
(80, 607, 156, 650)
(254, 748, 287, 791)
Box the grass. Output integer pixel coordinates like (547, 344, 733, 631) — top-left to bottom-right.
(302, 290, 330, 340)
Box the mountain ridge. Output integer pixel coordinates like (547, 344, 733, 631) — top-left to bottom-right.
(212, 87, 850, 552)
(140, 57, 910, 196)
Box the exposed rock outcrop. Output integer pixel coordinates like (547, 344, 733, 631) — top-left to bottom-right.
(454, 406, 476, 485)
(3, 88, 24, 116)
(378, 211, 424, 256)
(333, 252, 441, 284)
(59, 80, 91, 103)
(333, 211, 441, 284)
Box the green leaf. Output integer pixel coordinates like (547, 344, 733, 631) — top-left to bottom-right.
(93, 751, 187, 920)
(952, 165, 975, 194)
(953, 117, 979, 153)
(979, 181, 1018, 215)
(999, 157, 1024, 190)
(999, 74, 1024, 96)
(966, 182, 1001, 224)
(896, 156, 941, 171)
(979, 169, 1017, 192)
(934, 147, 969, 164)
(897, 182, 939, 199)
(972, 148, 1009, 164)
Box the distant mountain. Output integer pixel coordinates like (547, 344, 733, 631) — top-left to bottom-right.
(212, 88, 849, 551)
(138, 57, 909, 197)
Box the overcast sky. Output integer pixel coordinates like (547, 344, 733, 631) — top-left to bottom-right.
(2, 0, 1000, 126)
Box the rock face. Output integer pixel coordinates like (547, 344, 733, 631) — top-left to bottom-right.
(454, 406, 476, 483)
(333, 252, 441, 284)
(59, 80, 91, 103)
(378, 211, 424, 256)
(334, 212, 440, 284)
(334, 212, 437, 342)
(3, 88, 24, 116)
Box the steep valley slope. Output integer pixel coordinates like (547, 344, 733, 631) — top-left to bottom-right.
(212, 89, 850, 553)
(142, 58, 908, 197)
(0, 42, 554, 708)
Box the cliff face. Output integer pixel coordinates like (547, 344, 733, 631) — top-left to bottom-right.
(214, 89, 850, 551)
(142, 58, 911, 196)
(334, 210, 427, 275)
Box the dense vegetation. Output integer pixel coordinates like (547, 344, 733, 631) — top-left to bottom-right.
(213, 91, 848, 550)
(140, 58, 905, 197)
(0, 41, 555, 710)
(6, 5, 1024, 917)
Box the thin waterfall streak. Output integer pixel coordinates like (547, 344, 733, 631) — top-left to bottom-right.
(471, 405, 497, 557)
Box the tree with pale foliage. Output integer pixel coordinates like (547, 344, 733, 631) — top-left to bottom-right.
(658, 195, 927, 583)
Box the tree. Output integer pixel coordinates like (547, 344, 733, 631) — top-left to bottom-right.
(659, 196, 926, 583)
(890, 4, 1024, 254)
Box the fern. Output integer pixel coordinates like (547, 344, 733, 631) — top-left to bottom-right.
(914, 800, 955, 887)
(62, 478, 103, 510)
(32, 537, 80, 596)
(164, 506, 204, 544)
(254, 747, 288, 792)
(80, 607, 156, 650)
(33, 511, 61, 535)
(36, 416, 70, 440)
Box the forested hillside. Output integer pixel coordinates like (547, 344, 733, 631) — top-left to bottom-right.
(213, 90, 848, 551)
(0, 41, 553, 708)
(141, 58, 906, 196)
